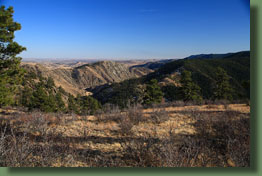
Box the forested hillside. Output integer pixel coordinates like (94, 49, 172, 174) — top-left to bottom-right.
(147, 51, 250, 98)
(92, 51, 250, 108)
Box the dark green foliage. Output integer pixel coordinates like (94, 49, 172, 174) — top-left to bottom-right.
(20, 70, 89, 113)
(213, 67, 234, 101)
(30, 84, 55, 112)
(46, 77, 55, 89)
(20, 76, 67, 113)
(58, 86, 66, 95)
(67, 94, 101, 115)
(55, 91, 66, 112)
(0, 6, 26, 107)
(93, 78, 144, 109)
(147, 51, 249, 99)
(78, 96, 101, 115)
(67, 94, 79, 113)
(242, 80, 250, 99)
(47, 93, 57, 112)
(162, 85, 179, 101)
(20, 85, 33, 107)
(143, 79, 163, 105)
(180, 70, 202, 102)
(88, 51, 249, 106)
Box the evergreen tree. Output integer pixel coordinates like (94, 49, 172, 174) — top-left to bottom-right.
(213, 67, 233, 100)
(46, 77, 55, 89)
(180, 70, 202, 102)
(20, 85, 33, 107)
(79, 96, 101, 115)
(47, 93, 56, 112)
(143, 79, 163, 105)
(58, 86, 66, 95)
(162, 85, 179, 101)
(68, 94, 79, 113)
(47, 93, 57, 112)
(242, 80, 250, 99)
(55, 91, 66, 112)
(0, 6, 26, 107)
(30, 85, 49, 111)
(30, 83, 56, 112)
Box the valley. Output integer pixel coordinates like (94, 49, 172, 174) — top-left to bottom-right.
(21, 60, 154, 96)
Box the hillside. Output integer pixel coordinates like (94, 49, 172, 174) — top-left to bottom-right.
(92, 51, 250, 106)
(130, 59, 174, 70)
(21, 61, 152, 96)
(72, 61, 152, 89)
(185, 51, 249, 60)
(146, 51, 250, 98)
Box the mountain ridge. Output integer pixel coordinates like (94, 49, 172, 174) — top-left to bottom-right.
(21, 61, 153, 96)
(185, 50, 250, 60)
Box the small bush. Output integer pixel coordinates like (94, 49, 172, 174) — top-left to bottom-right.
(119, 115, 134, 135)
(126, 104, 144, 125)
(150, 109, 169, 124)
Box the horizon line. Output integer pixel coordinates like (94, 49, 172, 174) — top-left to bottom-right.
(20, 50, 250, 61)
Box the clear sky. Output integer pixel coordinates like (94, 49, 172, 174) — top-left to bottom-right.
(1, 0, 250, 59)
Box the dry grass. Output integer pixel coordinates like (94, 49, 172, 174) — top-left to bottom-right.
(0, 103, 250, 167)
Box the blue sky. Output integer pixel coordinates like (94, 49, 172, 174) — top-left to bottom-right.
(1, 0, 250, 59)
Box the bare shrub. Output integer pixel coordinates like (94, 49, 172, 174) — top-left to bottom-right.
(150, 108, 170, 124)
(172, 100, 185, 107)
(120, 136, 162, 167)
(0, 101, 250, 167)
(22, 112, 49, 136)
(126, 104, 145, 125)
(96, 104, 122, 122)
(0, 118, 35, 167)
(96, 104, 145, 125)
(102, 104, 121, 114)
(0, 111, 74, 167)
(190, 110, 250, 167)
(118, 114, 134, 135)
(96, 112, 123, 123)
(213, 99, 230, 105)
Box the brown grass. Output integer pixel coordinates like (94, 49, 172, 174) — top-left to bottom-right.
(0, 103, 250, 167)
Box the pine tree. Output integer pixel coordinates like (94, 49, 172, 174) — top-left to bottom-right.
(46, 77, 55, 89)
(162, 85, 179, 101)
(55, 91, 66, 112)
(68, 94, 79, 113)
(47, 93, 57, 112)
(30, 85, 49, 111)
(20, 85, 33, 107)
(180, 70, 202, 102)
(58, 86, 66, 95)
(0, 6, 26, 107)
(143, 79, 163, 105)
(213, 67, 233, 100)
(242, 80, 250, 99)
(29, 83, 57, 112)
(79, 96, 101, 115)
